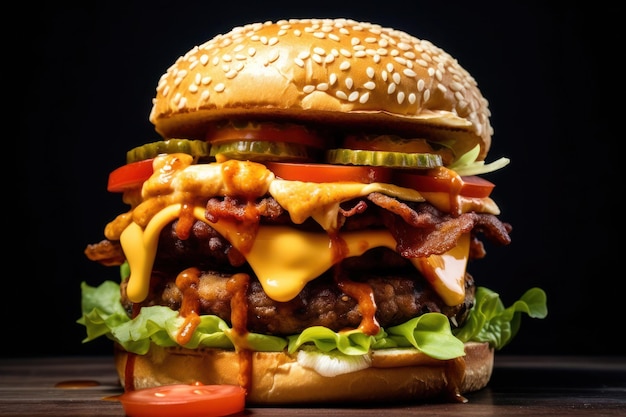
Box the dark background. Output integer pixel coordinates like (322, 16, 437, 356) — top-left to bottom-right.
(17, 2, 619, 357)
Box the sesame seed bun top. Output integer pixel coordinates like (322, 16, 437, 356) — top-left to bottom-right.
(149, 18, 493, 161)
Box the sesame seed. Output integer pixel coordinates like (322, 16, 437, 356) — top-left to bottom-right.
(359, 92, 370, 103)
(303, 85, 315, 93)
(339, 61, 351, 70)
(363, 81, 376, 90)
(345, 77, 354, 89)
(339, 49, 352, 57)
(267, 49, 280, 63)
(336, 90, 348, 100)
(366, 67, 375, 78)
(348, 91, 359, 102)
(214, 83, 225, 92)
(387, 83, 396, 94)
(316, 83, 329, 91)
(394, 56, 407, 65)
(450, 81, 464, 91)
(294, 57, 305, 67)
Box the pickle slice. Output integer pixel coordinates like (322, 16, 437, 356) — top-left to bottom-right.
(325, 148, 443, 169)
(210, 140, 318, 162)
(127, 139, 210, 163)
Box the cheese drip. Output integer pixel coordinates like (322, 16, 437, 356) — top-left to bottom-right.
(122, 204, 469, 306)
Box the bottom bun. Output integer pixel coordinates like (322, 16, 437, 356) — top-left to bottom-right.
(114, 342, 493, 404)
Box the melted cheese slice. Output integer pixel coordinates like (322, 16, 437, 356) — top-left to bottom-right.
(116, 156, 492, 307)
(122, 204, 469, 306)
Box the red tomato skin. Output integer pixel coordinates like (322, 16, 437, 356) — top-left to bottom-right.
(394, 169, 495, 198)
(119, 384, 246, 417)
(207, 122, 327, 149)
(265, 162, 392, 183)
(107, 159, 154, 193)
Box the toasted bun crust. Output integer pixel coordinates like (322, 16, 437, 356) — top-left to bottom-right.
(149, 18, 492, 160)
(114, 342, 493, 404)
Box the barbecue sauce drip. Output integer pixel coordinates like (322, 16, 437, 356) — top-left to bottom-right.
(175, 203, 195, 240)
(334, 271, 380, 336)
(175, 267, 202, 345)
(431, 167, 462, 217)
(445, 356, 468, 403)
(124, 303, 142, 392)
(331, 228, 380, 336)
(226, 272, 253, 391)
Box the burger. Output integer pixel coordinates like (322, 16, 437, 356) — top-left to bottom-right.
(79, 18, 547, 405)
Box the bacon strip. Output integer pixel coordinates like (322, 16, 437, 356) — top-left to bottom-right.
(367, 192, 511, 258)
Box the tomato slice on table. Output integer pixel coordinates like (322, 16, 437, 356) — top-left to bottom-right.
(107, 158, 154, 192)
(119, 383, 246, 417)
(395, 167, 495, 198)
(265, 161, 392, 183)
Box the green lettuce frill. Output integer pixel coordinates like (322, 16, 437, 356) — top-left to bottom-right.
(78, 280, 547, 359)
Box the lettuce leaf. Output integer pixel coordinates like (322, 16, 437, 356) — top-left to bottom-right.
(453, 286, 548, 349)
(78, 280, 547, 359)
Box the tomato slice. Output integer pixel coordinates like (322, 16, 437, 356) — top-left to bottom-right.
(394, 168, 495, 198)
(107, 158, 154, 192)
(119, 383, 246, 417)
(265, 162, 392, 183)
(207, 121, 327, 149)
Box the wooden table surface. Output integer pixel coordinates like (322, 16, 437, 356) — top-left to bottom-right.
(1, 355, 625, 416)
